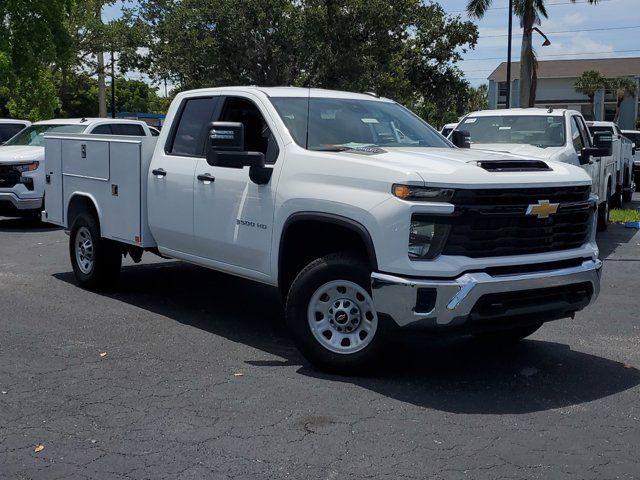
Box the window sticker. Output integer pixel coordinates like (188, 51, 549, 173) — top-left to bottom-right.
(361, 118, 380, 124)
(464, 118, 477, 123)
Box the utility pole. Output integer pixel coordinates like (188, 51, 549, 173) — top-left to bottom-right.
(96, 3, 107, 117)
(111, 51, 116, 119)
(505, 0, 513, 109)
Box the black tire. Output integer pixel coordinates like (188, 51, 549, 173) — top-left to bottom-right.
(472, 322, 543, 344)
(285, 253, 384, 374)
(597, 193, 610, 232)
(610, 186, 623, 209)
(69, 213, 122, 290)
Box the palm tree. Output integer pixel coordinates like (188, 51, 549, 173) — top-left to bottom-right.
(574, 70, 606, 120)
(608, 77, 638, 123)
(467, 0, 601, 108)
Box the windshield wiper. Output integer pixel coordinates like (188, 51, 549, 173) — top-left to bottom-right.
(312, 146, 353, 152)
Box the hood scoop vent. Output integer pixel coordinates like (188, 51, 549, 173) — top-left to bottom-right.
(476, 160, 552, 172)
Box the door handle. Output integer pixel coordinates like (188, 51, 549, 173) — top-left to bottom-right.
(152, 168, 167, 178)
(197, 173, 215, 184)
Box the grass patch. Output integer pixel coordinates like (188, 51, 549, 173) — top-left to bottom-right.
(610, 209, 640, 223)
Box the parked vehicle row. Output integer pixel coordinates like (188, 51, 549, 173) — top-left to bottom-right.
(41, 87, 602, 373)
(0, 118, 154, 218)
(447, 108, 627, 231)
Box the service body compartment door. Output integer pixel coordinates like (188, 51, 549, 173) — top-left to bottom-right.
(43, 137, 64, 225)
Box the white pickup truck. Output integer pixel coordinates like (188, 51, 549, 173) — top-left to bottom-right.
(0, 118, 153, 218)
(587, 121, 635, 203)
(43, 87, 602, 372)
(453, 109, 616, 230)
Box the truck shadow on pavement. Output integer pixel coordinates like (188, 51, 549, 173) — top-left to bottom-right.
(55, 261, 640, 415)
(0, 216, 62, 233)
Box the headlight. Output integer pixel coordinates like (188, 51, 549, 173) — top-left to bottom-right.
(13, 161, 39, 173)
(408, 219, 449, 260)
(392, 184, 454, 202)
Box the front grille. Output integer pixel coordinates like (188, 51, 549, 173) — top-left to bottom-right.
(451, 186, 590, 206)
(419, 186, 593, 258)
(0, 165, 20, 189)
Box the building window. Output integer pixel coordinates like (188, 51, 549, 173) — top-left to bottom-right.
(498, 82, 507, 98)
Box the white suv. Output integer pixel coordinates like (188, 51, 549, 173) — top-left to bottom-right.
(0, 118, 152, 218)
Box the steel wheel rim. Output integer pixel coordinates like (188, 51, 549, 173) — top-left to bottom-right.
(75, 226, 95, 274)
(307, 280, 378, 355)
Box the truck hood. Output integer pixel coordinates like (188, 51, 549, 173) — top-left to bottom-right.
(469, 143, 564, 160)
(337, 147, 590, 188)
(0, 145, 43, 163)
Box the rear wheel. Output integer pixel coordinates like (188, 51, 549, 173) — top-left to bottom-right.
(285, 253, 384, 373)
(472, 323, 543, 343)
(69, 213, 122, 290)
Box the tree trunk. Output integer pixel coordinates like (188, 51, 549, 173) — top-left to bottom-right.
(519, 9, 535, 108)
(588, 93, 595, 120)
(614, 97, 623, 123)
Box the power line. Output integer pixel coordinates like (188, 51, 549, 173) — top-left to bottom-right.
(460, 48, 640, 61)
(446, 0, 614, 15)
(480, 24, 640, 38)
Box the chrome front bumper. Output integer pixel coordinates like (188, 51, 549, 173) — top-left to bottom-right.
(0, 192, 42, 210)
(371, 259, 602, 329)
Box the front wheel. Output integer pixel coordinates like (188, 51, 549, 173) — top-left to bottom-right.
(285, 253, 384, 373)
(69, 213, 122, 290)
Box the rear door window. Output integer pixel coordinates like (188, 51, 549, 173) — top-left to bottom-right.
(111, 124, 146, 136)
(90, 124, 113, 135)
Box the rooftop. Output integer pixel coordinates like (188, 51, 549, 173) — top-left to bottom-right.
(488, 57, 640, 81)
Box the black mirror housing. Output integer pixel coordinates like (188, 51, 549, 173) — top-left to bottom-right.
(592, 132, 613, 157)
(451, 130, 471, 149)
(208, 122, 244, 151)
(207, 150, 266, 169)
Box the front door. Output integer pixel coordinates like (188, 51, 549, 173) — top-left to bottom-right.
(192, 95, 281, 276)
(570, 115, 601, 198)
(147, 96, 221, 254)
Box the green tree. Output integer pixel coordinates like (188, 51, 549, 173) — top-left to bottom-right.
(467, 0, 600, 108)
(130, 0, 478, 125)
(608, 77, 638, 123)
(465, 84, 489, 114)
(0, 0, 74, 120)
(574, 70, 606, 120)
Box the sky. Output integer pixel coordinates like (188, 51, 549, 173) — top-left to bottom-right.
(104, 0, 640, 89)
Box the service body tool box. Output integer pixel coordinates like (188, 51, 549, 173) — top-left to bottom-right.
(43, 133, 158, 248)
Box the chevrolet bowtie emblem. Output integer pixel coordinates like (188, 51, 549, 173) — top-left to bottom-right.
(526, 200, 559, 219)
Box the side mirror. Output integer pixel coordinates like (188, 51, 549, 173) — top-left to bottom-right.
(592, 132, 613, 157)
(206, 122, 266, 169)
(451, 130, 470, 149)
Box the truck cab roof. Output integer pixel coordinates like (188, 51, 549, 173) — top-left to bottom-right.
(464, 108, 578, 118)
(175, 86, 394, 102)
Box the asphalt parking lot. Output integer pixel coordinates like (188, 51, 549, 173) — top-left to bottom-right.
(1, 197, 640, 480)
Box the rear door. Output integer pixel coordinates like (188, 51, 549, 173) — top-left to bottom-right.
(147, 96, 221, 254)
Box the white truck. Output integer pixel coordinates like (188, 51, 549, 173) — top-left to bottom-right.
(0, 118, 153, 218)
(0, 119, 31, 144)
(452, 109, 616, 230)
(43, 87, 602, 372)
(621, 129, 640, 190)
(587, 121, 635, 204)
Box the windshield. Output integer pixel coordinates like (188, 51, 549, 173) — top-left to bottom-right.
(4, 124, 86, 147)
(270, 97, 450, 150)
(459, 115, 566, 147)
(0, 123, 27, 143)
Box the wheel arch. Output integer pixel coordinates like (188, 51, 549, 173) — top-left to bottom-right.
(66, 193, 102, 234)
(278, 212, 378, 294)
